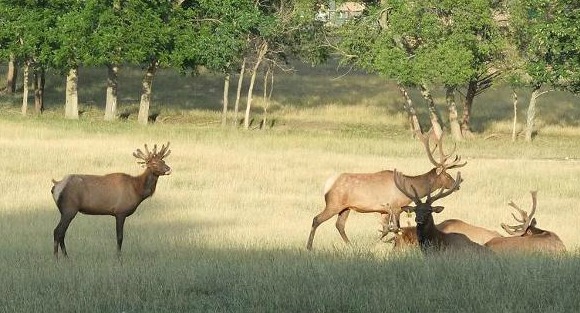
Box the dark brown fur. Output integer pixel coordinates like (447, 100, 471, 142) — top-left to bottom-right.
(51, 143, 171, 258)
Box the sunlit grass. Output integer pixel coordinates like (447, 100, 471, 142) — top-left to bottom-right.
(1, 62, 580, 312)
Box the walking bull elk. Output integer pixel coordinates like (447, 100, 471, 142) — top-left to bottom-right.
(306, 131, 466, 250)
(485, 191, 566, 253)
(51, 143, 172, 258)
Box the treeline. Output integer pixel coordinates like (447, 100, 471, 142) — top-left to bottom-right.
(0, 0, 326, 126)
(1, 1, 579, 142)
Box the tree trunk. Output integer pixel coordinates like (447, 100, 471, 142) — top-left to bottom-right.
(6, 54, 17, 94)
(460, 79, 477, 137)
(524, 85, 541, 142)
(511, 89, 518, 142)
(445, 85, 462, 141)
(397, 83, 422, 136)
(65, 67, 79, 119)
(34, 66, 45, 114)
(244, 41, 268, 130)
(233, 59, 246, 127)
(420, 84, 443, 140)
(138, 60, 159, 125)
(222, 73, 230, 127)
(21, 61, 29, 116)
(104, 64, 119, 121)
(261, 62, 273, 129)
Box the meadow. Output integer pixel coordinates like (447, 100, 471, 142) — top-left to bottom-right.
(1, 62, 580, 312)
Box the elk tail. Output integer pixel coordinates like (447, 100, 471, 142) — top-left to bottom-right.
(323, 174, 340, 195)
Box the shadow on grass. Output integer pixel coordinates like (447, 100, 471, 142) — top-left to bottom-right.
(1, 208, 580, 312)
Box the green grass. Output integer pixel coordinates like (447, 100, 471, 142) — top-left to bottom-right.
(1, 62, 580, 312)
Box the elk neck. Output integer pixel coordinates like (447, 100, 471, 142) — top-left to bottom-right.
(404, 169, 438, 198)
(135, 168, 160, 199)
(416, 215, 444, 250)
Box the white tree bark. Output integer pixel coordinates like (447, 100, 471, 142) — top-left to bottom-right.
(138, 61, 159, 125)
(104, 64, 119, 121)
(21, 61, 29, 116)
(65, 67, 79, 119)
(222, 73, 230, 127)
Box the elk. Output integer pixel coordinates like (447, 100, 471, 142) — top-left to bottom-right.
(51, 143, 172, 258)
(306, 131, 466, 250)
(392, 170, 489, 253)
(385, 218, 501, 251)
(484, 191, 566, 253)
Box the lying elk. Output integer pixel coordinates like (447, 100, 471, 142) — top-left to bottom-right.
(385, 217, 501, 251)
(51, 143, 172, 258)
(484, 191, 566, 253)
(392, 170, 489, 253)
(306, 131, 466, 250)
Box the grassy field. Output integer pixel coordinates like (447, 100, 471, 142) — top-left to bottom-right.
(1, 63, 580, 312)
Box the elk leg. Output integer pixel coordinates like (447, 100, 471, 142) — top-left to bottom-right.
(335, 209, 351, 244)
(306, 209, 337, 250)
(115, 215, 127, 256)
(53, 212, 77, 258)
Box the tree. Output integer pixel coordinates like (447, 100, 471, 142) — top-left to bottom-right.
(170, 0, 264, 127)
(119, 0, 174, 125)
(240, 0, 328, 130)
(83, 0, 128, 121)
(0, 1, 56, 114)
(337, 0, 503, 140)
(51, 1, 97, 119)
(508, 0, 580, 141)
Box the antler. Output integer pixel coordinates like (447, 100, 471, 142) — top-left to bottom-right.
(393, 169, 421, 203)
(427, 172, 463, 204)
(133, 142, 171, 166)
(417, 130, 466, 171)
(501, 190, 538, 236)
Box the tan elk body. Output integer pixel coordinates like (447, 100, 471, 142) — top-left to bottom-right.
(51, 143, 172, 258)
(484, 191, 565, 253)
(306, 132, 466, 250)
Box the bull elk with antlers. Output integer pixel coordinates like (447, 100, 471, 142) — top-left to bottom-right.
(386, 218, 501, 251)
(306, 131, 466, 250)
(51, 143, 172, 258)
(484, 191, 565, 253)
(391, 170, 489, 253)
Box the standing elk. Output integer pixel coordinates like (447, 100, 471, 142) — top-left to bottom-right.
(51, 143, 172, 258)
(484, 191, 566, 253)
(306, 131, 466, 250)
(392, 170, 489, 253)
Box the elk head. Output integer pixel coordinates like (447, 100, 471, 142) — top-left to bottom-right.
(418, 130, 466, 189)
(501, 190, 538, 236)
(394, 169, 463, 226)
(392, 169, 463, 251)
(133, 142, 172, 176)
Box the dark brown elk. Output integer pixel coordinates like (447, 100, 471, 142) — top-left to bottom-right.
(51, 143, 172, 258)
(306, 131, 466, 250)
(484, 191, 566, 253)
(392, 170, 489, 254)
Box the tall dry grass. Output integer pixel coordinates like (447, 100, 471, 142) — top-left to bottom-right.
(1, 62, 580, 312)
(1, 117, 580, 312)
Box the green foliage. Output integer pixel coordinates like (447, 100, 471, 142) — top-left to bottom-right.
(509, 0, 580, 92)
(337, 0, 502, 89)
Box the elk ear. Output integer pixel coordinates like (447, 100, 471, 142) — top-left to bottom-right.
(436, 167, 444, 175)
(401, 205, 415, 213)
(432, 206, 445, 213)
